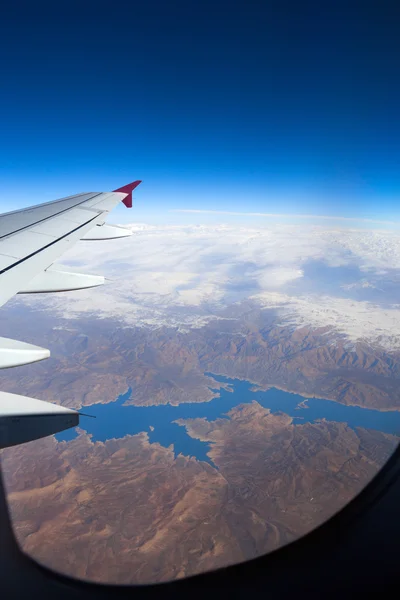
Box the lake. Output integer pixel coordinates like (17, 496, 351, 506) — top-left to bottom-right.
(56, 373, 400, 465)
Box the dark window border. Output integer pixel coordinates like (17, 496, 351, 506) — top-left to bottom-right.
(2, 436, 400, 598)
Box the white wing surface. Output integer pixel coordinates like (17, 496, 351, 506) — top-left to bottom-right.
(0, 180, 141, 448)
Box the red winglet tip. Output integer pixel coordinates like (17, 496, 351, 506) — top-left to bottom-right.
(113, 180, 142, 208)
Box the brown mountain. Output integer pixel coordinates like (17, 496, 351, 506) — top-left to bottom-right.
(1, 303, 400, 411)
(2, 403, 396, 584)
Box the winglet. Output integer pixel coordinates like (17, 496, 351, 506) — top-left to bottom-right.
(113, 180, 142, 208)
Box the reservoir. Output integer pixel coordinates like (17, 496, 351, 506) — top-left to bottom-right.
(57, 373, 400, 465)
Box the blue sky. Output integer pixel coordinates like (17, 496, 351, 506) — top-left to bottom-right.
(1, 1, 399, 225)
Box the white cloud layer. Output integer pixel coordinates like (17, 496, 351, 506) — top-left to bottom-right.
(16, 223, 400, 350)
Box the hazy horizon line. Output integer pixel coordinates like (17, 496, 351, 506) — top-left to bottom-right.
(170, 209, 398, 226)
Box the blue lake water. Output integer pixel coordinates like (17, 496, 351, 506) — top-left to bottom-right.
(56, 373, 400, 465)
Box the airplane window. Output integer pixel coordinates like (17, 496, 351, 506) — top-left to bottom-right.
(1, 0, 399, 589)
(1, 220, 399, 584)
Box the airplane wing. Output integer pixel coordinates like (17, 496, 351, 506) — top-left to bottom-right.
(0, 180, 141, 449)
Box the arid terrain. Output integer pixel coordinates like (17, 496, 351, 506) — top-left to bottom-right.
(1, 303, 400, 412)
(2, 402, 396, 584)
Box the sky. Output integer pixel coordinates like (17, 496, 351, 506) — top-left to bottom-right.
(1, 1, 400, 225)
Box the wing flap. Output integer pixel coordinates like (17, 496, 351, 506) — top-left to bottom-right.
(0, 337, 50, 369)
(0, 391, 79, 449)
(81, 223, 132, 240)
(19, 269, 104, 293)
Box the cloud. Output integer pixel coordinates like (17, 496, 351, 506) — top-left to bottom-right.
(15, 223, 400, 349)
(251, 291, 400, 350)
